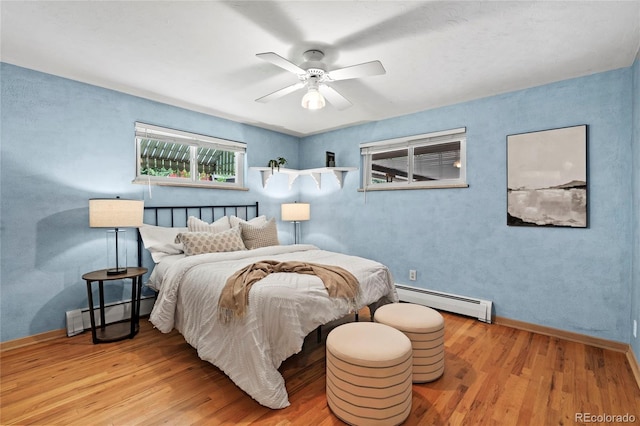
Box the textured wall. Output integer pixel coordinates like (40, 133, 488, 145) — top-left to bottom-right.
(1, 62, 637, 345)
(300, 68, 634, 343)
(631, 54, 640, 356)
(0, 63, 299, 342)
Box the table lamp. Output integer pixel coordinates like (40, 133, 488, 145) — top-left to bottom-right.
(89, 197, 144, 275)
(281, 202, 310, 244)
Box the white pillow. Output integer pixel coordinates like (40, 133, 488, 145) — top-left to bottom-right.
(187, 215, 231, 233)
(138, 224, 188, 263)
(229, 215, 267, 228)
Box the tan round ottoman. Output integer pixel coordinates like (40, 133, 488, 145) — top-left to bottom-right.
(326, 322, 413, 426)
(375, 303, 445, 383)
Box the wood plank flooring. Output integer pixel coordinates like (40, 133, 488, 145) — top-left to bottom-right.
(2, 310, 639, 425)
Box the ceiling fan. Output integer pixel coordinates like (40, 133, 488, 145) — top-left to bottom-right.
(255, 49, 386, 110)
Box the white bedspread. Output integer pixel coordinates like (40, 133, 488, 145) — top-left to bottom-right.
(149, 244, 397, 409)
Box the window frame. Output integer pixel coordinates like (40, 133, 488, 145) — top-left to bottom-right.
(133, 122, 247, 190)
(360, 127, 468, 191)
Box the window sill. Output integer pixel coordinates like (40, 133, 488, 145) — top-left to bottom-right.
(358, 183, 469, 191)
(132, 178, 248, 191)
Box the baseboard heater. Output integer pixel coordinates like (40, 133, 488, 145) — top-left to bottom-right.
(65, 296, 155, 337)
(395, 284, 493, 323)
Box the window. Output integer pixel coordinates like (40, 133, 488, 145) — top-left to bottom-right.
(133, 123, 246, 189)
(360, 127, 467, 190)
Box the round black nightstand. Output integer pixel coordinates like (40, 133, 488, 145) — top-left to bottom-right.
(82, 267, 148, 344)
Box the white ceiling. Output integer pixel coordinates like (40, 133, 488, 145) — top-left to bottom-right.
(1, 1, 639, 137)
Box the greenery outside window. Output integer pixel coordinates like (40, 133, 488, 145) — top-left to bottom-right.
(360, 127, 467, 190)
(133, 123, 246, 189)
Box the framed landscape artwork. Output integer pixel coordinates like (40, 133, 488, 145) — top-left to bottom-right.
(507, 125, 587, 228)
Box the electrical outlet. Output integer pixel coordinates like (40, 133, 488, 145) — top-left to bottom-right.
(634, 320, 637, 338)
(409, 270, 417, 281)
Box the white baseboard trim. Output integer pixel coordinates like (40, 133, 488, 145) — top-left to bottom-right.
(66, 296, 155, 337)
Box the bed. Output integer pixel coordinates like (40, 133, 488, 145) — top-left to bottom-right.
(137, 203, 398, 409)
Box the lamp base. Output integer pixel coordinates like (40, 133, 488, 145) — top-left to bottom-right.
(106, 229, 128, 276)
(106, 267, 128, 275)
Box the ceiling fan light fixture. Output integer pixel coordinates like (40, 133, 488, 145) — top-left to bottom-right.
(301, 87, 325, 110)
(256, 50, 384, 111)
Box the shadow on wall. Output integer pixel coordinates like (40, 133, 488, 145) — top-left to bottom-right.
(30, 276, 136, 336)
(35, 207, 95, 271)
(34, 187, 142, 279)
(32, 207, 143, 335)
(30, 284, 86, 335)
(1, 153, 144, 339)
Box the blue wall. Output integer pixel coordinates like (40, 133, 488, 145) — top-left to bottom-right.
(0, 63, 299, 342)
(632, 54, 640, 357)
(1, 61, 638, 347)
(300, 68, 635, 344)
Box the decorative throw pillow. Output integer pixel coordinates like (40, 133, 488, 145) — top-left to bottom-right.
(229, 215, 267, 228)
(187, 215, 231, 233)
(175, 227, 246, 256)
(240, 218, 280, 249)
(138, 224, 188, 263)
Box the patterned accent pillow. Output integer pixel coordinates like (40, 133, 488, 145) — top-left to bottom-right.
(229, 215, 267, 228)
(187, 215, 230, 233)
(175, 227, 246, 256)
(240, 218, 280, 249)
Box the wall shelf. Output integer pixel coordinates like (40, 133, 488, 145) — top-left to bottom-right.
(251, 167, 357, 190)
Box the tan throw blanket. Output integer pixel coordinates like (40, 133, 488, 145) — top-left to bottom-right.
(219, 260, 360, 322)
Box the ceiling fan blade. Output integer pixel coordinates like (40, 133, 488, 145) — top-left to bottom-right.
(327, 60, 386, 81)
(319, 85, 353, 110)
(255, 82, 305, 103)
(256, 52, 306, 75)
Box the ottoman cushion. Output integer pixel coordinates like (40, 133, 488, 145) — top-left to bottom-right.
(326, 322, 413, 425)
(375, 303, 445, 383)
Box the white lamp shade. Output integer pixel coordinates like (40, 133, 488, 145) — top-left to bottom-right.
(89, 199, 144, 228)
(281, 203, 310, 222)
(301, 89, 326, 110)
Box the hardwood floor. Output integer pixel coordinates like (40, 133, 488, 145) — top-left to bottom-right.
(2, 310, 639, 425)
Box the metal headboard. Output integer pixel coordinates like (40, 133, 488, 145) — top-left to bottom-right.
(137, 202, 259, 267)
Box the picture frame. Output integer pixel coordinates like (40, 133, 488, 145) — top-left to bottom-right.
(326, 151, 335, 167)
(507, 125, 588, 228)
